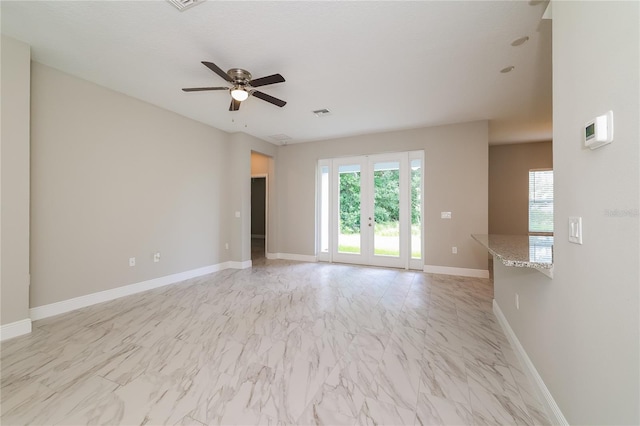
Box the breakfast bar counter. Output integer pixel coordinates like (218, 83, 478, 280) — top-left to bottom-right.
(472, 234, 553, 277)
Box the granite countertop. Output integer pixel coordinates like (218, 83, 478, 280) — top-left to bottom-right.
(471, 234, 553, 270)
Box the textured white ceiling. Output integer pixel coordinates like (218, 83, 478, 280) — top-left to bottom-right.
(1, 0, 552, 145)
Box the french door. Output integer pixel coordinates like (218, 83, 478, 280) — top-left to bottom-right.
(318, 151, 423, 269)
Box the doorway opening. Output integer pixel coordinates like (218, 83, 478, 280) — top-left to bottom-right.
(251, 150, 272, 264)
(251, 175, 267, 262)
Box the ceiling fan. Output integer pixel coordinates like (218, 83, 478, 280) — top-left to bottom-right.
(182, 61, 286, 111)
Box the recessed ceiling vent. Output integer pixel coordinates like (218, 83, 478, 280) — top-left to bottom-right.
(313, 109, 332, 117)
(269, 134, 292, 145)
(167, 0, 205, 12)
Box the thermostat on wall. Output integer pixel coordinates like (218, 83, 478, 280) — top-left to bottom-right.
(584, 110, 614, 150)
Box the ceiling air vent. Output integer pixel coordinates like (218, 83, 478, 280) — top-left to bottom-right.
(167, 0, 205, 12)
(313, 109, 331, 117)
(269, 134, 292, 145)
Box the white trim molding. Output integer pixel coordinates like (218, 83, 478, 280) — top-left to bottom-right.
(228, 260, 252, 269)
(423, 265, 490, 278)
(493, 300, 569, 426)
(30, 261, 246, 321)
(0, 318, 32, 341)
(266, 252, 318, 262)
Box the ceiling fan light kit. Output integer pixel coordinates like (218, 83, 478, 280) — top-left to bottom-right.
(231, 87, 249, 101)
(182, 61, 286, 111)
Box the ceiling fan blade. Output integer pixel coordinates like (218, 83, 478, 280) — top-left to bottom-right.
(229, 99, 241, 111)
(252, 90, 286, 107)
(202, 61, 233, 82)
(182, 87, 229, 92)
(250, 73, 285, 88)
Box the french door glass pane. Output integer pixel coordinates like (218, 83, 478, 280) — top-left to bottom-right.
(320, 165, 329, 253)
(338, 164, 361, 254)
(373, 161, 400, 257)
(411, 159, 422, 259)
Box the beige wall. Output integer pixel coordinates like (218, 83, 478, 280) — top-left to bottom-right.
(0, 36, 31, 326)
(489, 141, 552, 235)
(276, 121, 489, 271)
(251, 152, 270, 175)
(494, 2, 639, 424)
(19, 59, 278, 309)
(30, 62, 235, 307)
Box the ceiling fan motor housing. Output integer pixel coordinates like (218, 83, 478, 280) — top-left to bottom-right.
(227, 68, 252, 85)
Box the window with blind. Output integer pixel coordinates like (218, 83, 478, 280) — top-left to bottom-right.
(529, 169, 554, 234)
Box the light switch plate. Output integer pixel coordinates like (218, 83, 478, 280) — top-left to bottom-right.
(569, 217, 583, 244)
(441, 212, 452, 219)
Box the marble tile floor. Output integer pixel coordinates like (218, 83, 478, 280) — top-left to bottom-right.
(1, 260, 551, 425)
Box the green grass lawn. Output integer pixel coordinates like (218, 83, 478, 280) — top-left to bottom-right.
(337, 222, 422, 258)
(338, 244, 421, 258)
(338, 245, 360, 254)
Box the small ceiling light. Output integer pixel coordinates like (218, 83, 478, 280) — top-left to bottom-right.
(511, 36, 530, 47)
(500, 66, 515, 73)
(231, 86, 249, 102)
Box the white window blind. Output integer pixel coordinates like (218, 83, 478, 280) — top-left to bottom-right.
(529, 170, 554, 234)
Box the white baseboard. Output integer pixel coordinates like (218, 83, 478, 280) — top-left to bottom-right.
(493, 300, 568, 426)
(30, 261, 245, 321)
(228, 260, 252, 269)
(266, 252, 317, 262)
(423, 265, 489, 278)
(0, 318, 32, 342)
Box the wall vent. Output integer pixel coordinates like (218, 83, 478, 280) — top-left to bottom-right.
(313, 108, 331, 117)
(167, 0, 205, 12)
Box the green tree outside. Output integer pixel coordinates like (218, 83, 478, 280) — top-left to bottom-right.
(339, 169, 421, 234)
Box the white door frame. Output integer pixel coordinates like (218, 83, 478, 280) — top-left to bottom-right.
(317, 151, 424, 269)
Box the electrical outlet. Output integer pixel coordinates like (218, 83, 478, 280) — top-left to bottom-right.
(516, 293, 520, 310)
(225, 243, 229, 250)
(129, 257, 136, 267)
(441, 211, 452, 219)
(452, 246, 457, 254)
(153, 252, 161, 263)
